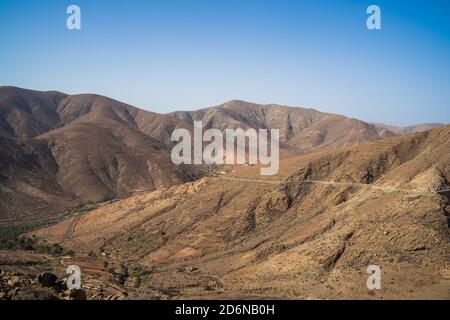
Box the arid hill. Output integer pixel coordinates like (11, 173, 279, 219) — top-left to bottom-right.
(0, 87, 67, 138)
(0, 87, 198, 218)
(33, 125, 450, 299)
(0, 86, 190, 142)
(170, 100, 398, 154)
(0, 135, 71, 220)
(373, 122, 444, 135)
(0, 86, 402, 220)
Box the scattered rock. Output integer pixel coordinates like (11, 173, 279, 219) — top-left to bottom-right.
(36, 272, 57, 288)
(105, 293, 120, 300)
(65, 288, 87, 300)
(440, 268, 450, 279)
(188, 266, 199, 272)
(7, 276, 21, 287)
(14, 288, 60, 300)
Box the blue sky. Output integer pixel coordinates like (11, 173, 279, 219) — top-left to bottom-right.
(0, 0, 449, 126)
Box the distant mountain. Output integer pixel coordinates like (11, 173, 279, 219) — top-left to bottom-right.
(170, 100, 397, 154)
(0, 87, 67, 138)
(0, 86, 191, 144)
(0, 86, 442, 219)
(0, 87, 199, 218)
(372, 122, 444, 135)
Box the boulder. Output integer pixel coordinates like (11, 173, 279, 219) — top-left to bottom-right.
(7, 276, 21, 287)
(36, 272, 57, 288)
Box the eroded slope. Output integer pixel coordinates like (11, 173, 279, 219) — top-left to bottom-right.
(33, 126, 450, 299)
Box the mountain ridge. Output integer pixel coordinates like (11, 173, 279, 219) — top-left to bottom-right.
(31, 124, 450, 299)
(0, 86, 446, 219)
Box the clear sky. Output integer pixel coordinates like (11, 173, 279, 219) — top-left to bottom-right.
(0, 0, 449, 126)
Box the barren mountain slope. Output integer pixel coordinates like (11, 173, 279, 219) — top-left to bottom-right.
(0, 87, 68, 138)
(0, 87, 199, 217)
(0, 86, 445, 224)
(373, 122, 444, 135)
(0, 135, 75, 219)
(170, 100, 398, 154)
(54, 93, 192, 148)
(36, 94, 200, 203)
(33, 125, 450, 299)
(0, 86, 191, 143)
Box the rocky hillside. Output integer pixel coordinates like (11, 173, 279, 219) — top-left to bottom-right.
(0, 87, 199, 218)
(32, 125, 450, 299)
(0, 86, 444, 223)
(373, 122, 444, 135)
(170, 100, 398, 154)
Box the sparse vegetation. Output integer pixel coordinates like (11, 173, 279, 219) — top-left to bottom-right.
(129, 265, 153, 279)
(0, 233, 73, 256)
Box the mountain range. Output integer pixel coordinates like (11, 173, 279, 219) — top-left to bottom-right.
(0, 86, 448, 299)
(1, 86, 443, 219)
(33, 119, 450, 299)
